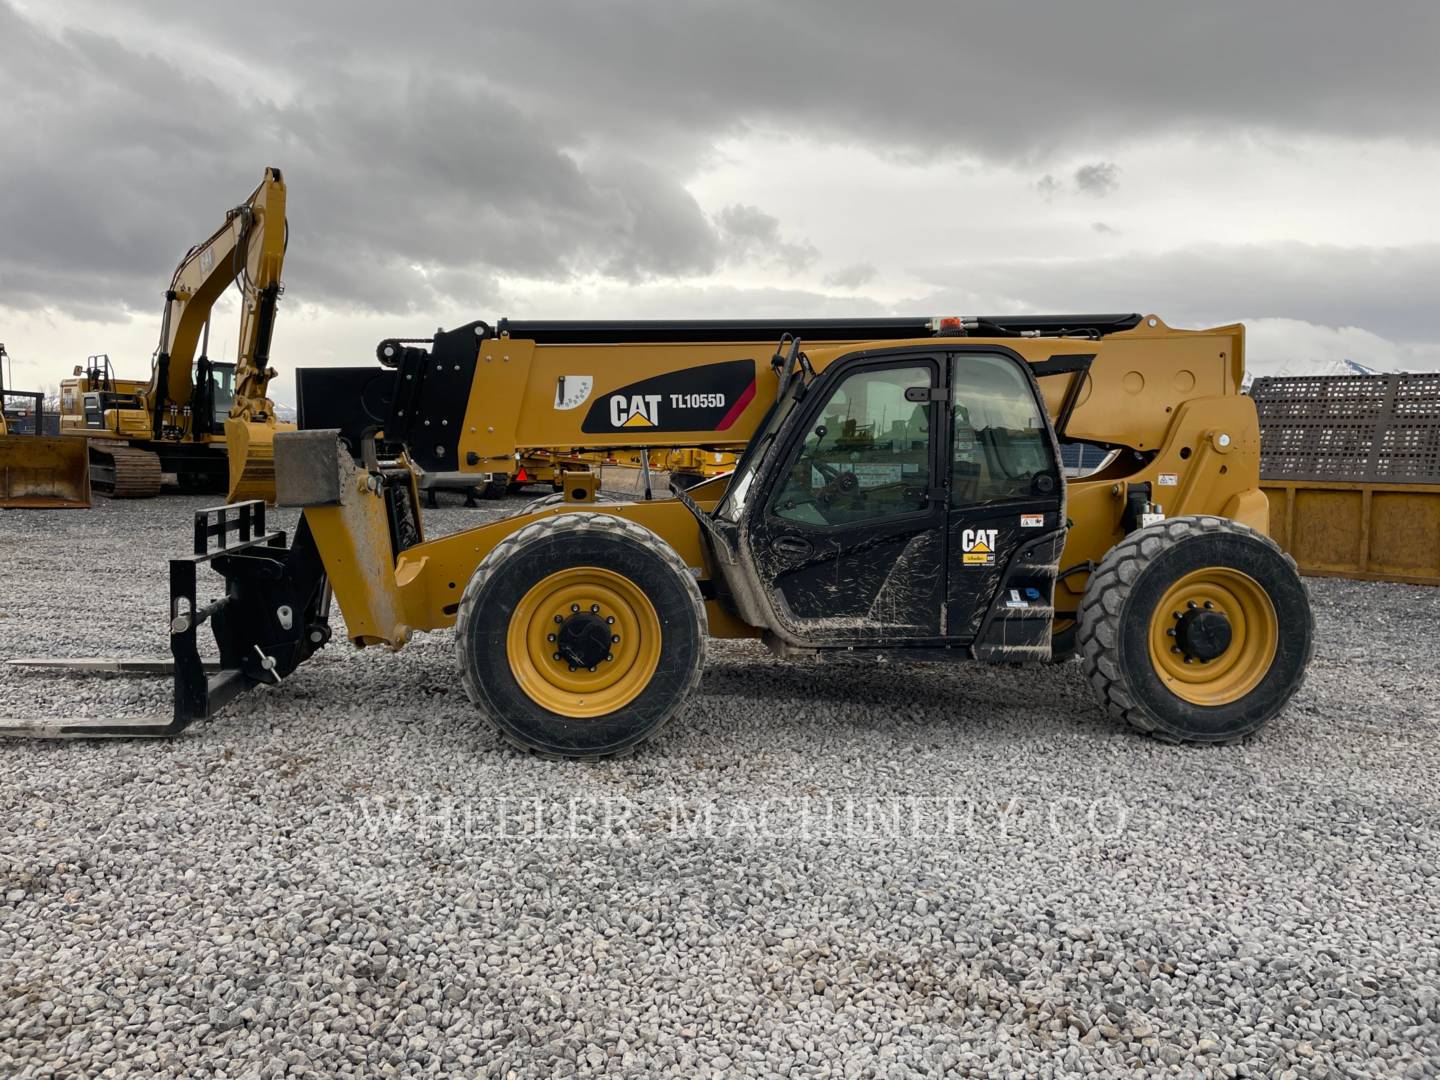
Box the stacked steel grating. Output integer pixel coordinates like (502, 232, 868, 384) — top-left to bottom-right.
(1251, 372, 1440, 484)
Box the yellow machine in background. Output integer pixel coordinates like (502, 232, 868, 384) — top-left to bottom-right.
(506, 449, 594, 494)
(59, 168, 291, 501)
(507, 448, 737, 497)
(0, 344, 90, 509)
(581, 447, 739, 491)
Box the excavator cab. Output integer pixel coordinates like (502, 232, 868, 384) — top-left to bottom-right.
(190, 358, 237, 436)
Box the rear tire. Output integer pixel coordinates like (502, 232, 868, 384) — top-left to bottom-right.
(1077, 515, 1313, 743)
(479, 474, 508, 500)
(455, 512, 706, 758)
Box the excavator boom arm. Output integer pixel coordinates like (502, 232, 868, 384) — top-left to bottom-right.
(150, 167, 286, 422)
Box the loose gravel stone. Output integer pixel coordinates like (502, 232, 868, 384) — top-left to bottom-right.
(0, 493, 1437, 1077)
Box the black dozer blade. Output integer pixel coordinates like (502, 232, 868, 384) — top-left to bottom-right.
(0, 501, 332, 738)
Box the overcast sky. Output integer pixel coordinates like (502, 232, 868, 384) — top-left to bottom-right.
(2, 0, 1438, 401)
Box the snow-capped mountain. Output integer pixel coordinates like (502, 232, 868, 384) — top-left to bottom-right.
(1242, 357, 1401, 391)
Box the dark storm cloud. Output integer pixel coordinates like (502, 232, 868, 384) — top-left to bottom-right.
(0, 3, 729, 317)
(913, 243, 1440, 343)
(1074, 163, 1121, 197)
(1, 0, 1437, 320)
(112, 0, 1436, 153)
(714, 205, 818, 270)
(823, 263, 879, 290)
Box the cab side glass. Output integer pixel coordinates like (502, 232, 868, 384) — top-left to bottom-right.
(772, 364, 932, 527)
(953, 355, 1055, 503)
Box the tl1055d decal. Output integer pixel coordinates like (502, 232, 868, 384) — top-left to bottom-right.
(582, 359, 756, 434)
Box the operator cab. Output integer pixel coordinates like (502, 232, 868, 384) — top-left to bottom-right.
(711, 341, 1065, 659)
(191, 359, 237, 434)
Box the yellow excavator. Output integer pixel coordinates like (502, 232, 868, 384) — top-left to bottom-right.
(0, 344, 90, 508)
(58, 168, 291, 501)
(13, 313, 1316, 756)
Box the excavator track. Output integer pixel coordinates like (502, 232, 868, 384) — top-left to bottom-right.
(89, 440, 163, 498)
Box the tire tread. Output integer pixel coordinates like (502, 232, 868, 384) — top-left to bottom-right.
(1075, 515, 1314, 743)
(455, 511, 706, 760)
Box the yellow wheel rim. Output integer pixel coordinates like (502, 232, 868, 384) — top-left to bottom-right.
(1147, 567, 1278, 706)
(505, 566, 662, 718)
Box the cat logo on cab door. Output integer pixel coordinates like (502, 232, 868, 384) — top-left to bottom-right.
(961, 528, 998, 568)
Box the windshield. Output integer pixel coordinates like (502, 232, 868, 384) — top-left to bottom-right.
(716, 384, 802, 523)
(200, 362, 236, 426)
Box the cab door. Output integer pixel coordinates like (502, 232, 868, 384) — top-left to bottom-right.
(943, 350, 1065, 643)
(744, 354, 947, 645)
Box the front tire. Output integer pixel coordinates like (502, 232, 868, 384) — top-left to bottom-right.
(1077, 515, 1313, 743)
(455, 512, 706, 758)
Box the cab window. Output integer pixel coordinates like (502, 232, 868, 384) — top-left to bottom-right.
(771, 364, 932, 527)
(952, 355, 1055, 503)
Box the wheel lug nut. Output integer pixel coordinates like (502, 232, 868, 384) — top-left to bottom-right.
(1187, 601, 1197, 609)
(571, 603, 580, 613)
(1171, 646, 1181, 654)
(568, 665, 577, 672)
(606, 653, 614, 662)
(547, 633, 556, 642)
(553, 652, 561, 661)
(554, 615, 563, 624)
(1203, 601, 1214, 609)
(606, 616, 615, 625)
(588, 666, 596, 672)
(611, 634, 620, 643)
(1166, 628, 1176, 637)
(590, 604, 600, 613)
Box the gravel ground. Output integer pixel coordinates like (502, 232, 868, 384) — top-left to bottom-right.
(1, 494, 1438, 1078)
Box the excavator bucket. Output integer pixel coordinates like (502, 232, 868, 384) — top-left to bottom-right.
(0, 433, 91, 509)
(224, 417, 294, 503)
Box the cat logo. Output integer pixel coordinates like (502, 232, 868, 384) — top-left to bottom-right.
(609, 393, 663, 428)
(961, 527, 998, 568)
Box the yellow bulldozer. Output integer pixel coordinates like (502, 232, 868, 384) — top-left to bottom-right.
(23, 313, 1315, 755)
(0, 344, 90, 509)
(58, 168, 291, 502)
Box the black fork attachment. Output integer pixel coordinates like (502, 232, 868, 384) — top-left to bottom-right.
(165, 501, 332, 735)
(1, 501, 331, 738)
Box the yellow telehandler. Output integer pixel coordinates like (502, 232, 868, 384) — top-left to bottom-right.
(58, 168, 291, 502)
(21, 314, 1315, 754)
